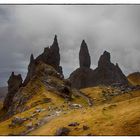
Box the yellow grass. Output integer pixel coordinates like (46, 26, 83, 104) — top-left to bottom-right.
(29, 95, 140, 136)
(0, 75, 139, 136)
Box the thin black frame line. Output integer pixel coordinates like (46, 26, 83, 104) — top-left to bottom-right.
(0, 3, 140, 5)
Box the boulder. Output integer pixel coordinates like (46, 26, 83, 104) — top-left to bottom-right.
(83, 125, 89, 130)
(68, 122, 79, 127)
(55, 127, 70, 136)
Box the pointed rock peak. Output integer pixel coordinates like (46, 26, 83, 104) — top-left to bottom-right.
(81, 40, 88, 49)
(30, 54, 34, 62)
(79, 40, 91, 68)
(51, 35, 58, 46)
(81, 39, 86, 45)
(50, 35, 59, 52)
(103, 51, 111, 60)
(98, 51, 111, 67)
(11, 72, 15, 76)
(54, 34, 57, 42)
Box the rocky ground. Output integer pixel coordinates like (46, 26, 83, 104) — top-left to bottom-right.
(0, 82, 139, 136)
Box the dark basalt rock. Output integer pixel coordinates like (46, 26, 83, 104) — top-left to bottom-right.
(23, 35, 63, 86)
(92, 51, 128, 86)
(3, 72, 22, 110)
(79, 40, 91, 68)
(69, 42, 128, 89)
(69, 40, 93, 89)
(98, 51, 111, 68)
(36, 35, 63, 75)
(55, 127, 70, 136)
(68, 122, 79, 127)
(69, 67, 93, 89)
(23, 54, 36, 86)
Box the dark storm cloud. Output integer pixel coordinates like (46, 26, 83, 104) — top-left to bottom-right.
(0, 5, 140, 86)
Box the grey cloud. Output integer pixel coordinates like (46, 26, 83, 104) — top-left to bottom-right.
(0, 5, 140, 86)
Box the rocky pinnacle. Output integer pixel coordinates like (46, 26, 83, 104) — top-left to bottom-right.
(79, 40, 91, 68)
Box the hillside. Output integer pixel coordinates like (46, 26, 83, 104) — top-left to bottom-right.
(29, 87, 140, 136)
(0, 81, 139, 135)
(128, 72, 140, 86)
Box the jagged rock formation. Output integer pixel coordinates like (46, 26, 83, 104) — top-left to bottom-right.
(69, 43, 128, 89)
(79, 40, 91, 68)
(1, 36, 72, 117)
(36, 35, 63, 75)
(69, 40, 93, 89)
(7, 62, 72, 116)
(92, 51, 128, 86)
(23, 54, 36, 86)
(3, 72, 22, 110)
(23, 35, 63, 86)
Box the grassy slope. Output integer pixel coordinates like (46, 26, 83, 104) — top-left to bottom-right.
(0, 83, 139, 136)
(0, 86, 139, 136)
(0, 79, 87, 136)
(127, 72, 140, 85)
(29, 87, 140, 136)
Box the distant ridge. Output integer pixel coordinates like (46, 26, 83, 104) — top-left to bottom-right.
(128, 72, 140, 85)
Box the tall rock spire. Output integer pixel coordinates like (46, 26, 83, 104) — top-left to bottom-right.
(23, 54, 35, 86)
(50, 35, 60, 66)
(79, 40, 91, 68)
(24, 35, 63, 86)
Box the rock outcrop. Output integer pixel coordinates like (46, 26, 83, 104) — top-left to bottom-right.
(36, 35, 63, 75)
(7, 62, 72, 116)
(23, 35, 63, 86)
(79, 40, 91, 68)
(69, 67, 93, 89)
(92, 51, 128, 86)
(23, 54, 36, 86)
(69, 40, 93, 89)
(3, 72, 22, 110)
(69, 43, 128, 89)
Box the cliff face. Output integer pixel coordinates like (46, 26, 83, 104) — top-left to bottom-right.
(3, 72, 22, 110)
(69, 43, 128, 89)
(92, 51, 128, 86)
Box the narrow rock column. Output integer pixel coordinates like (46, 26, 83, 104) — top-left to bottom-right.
(79, 40, 91, 68)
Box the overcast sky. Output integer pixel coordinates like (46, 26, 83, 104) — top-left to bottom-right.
(0, 5, 140, 86)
